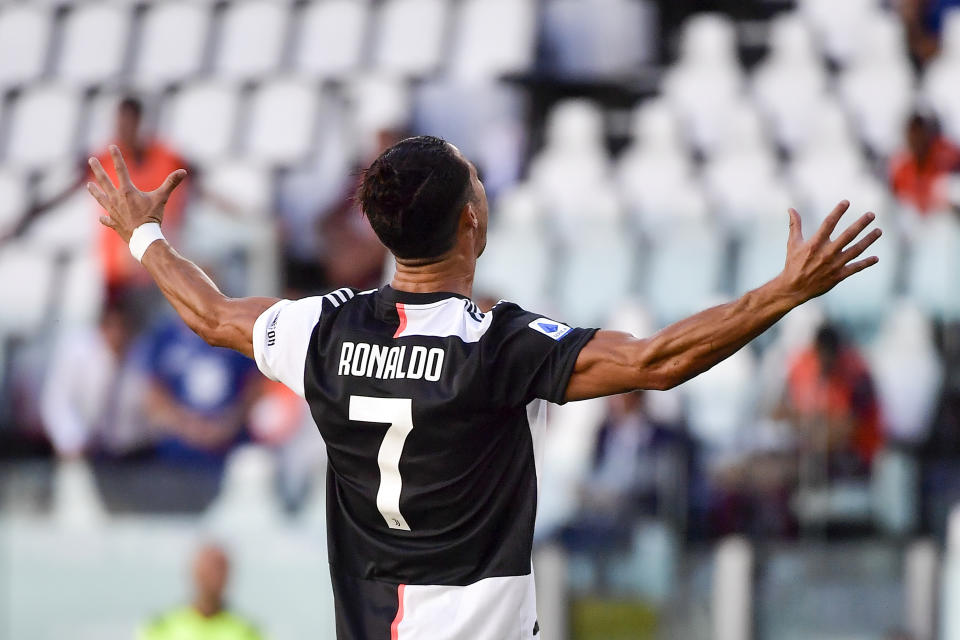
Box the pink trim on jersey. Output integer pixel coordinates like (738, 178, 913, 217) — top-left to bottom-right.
(394, 304, 408, 338)
(391, 584, 406, 640)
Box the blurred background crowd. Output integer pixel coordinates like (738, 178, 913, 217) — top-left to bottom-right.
(1, 0, 960, 638)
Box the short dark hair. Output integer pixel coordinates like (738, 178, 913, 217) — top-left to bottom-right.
(357, 135, 472, 260)
(118, 96, 143, 119)
(815, 323, 842, 356)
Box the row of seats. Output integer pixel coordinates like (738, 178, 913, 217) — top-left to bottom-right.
(0, 0, 536, 92)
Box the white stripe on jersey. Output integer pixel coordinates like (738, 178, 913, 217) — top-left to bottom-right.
(526, 399, 549, 489)
(394, 298, 493, 342)
(395, 572, 539, 639)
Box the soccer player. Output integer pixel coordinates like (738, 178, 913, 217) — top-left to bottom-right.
(87, 136, 881, 640)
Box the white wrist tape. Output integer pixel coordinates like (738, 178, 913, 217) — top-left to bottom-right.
(128, 222, 165, 262)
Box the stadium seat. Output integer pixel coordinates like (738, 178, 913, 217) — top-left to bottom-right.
(213, 0, 289, 82)
(921, 11, 960, 142)
(703, 151, 790, 233)
(0, 4, 52, 91)
(0, 246, 56, 335)
(474, 187, 553, 308)
(869, 303, 943, 446)
(20, 187, 93, 254)
(293, 0, 370, 80)
(372, 0, 448, 77)
(205, 445, 285, 531)
(539, 0, 655, 79)
(838, 14, 914, 156)
(616, 143, 707, 237)
(3, 84, 82, 170)
(751, 14, 829, 153)
(51, 460, 107, 529)
(159, 81, 240, 164)
(798, 0, 883, 65)
(201, 161, 274, 220)
(734, 216, 790, 296)
(555, 219, 634, 327)
(645, 219, 723, 324)
(57, 250, 104, 327)
(448, 0, 537, 80)
(0, 169, 28, 236)
(134, 1, 212, 89)
(412, 80, 526, 196)
(680, 336, 758, 457)
(56, 2, 132, 87)
(662, 13, 743, 153)
(345, 74, 412, 147)
(906, 213, 960, 320)
(245, 77, 318, 166)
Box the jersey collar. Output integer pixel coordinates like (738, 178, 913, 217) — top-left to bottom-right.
(379, 285, 472, 305)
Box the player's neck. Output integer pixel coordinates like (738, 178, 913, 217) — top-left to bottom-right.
(391, 253, 475, 299)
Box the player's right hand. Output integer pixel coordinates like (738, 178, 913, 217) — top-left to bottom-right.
(777, 199, 882, 303)
(86, 145, 186, 244)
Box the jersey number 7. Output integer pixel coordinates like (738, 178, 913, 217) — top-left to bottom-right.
(349, 395, 414, 531)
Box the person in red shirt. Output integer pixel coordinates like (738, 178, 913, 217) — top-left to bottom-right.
(8, 96, 245, 296)
(782, 323, 883, 472)
(889, 112, 960, 215)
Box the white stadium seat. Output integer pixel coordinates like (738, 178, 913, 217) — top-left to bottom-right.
(906, 213, 960, 320)
(0, 246, 55, 335)
(294, 0, 370, 79)
(616, 144, 707, 236)
(448, 0, 537, 80)
(922, 11, 960, 142)
(159, 81, 240, 164)
(372, 0, 448, 77)
(245, 77, 318, 165)
(645, 219, 723, 324)
(798, 0, 883, 65)
(134, 2, 212, 89)
(663, 13, 743, 153)
(540, 0, 654, 79)
(3, 84, 81, 170)
(555, 221, 635, 327)
(474, 222, 552, 313)
(869, 303, 943, 446)
(751, 15, 829, 154)
(213, 0, 289, 81)
(0, 5, 52, 91)
(680, 344, 758, 458)
(56, 3, 132, 86)
(201, 161, 274, 219)
(735, 217, 790, 295)
(704, 152, 791, 233)
(839, 13, 914, 156)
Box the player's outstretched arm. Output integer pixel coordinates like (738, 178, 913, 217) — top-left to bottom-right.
(87, 146, 278, 359)
(564, 200, 882, 401)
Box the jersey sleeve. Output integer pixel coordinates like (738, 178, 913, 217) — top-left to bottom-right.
(252, 297, 326, 398)
(484, 302, 598, 406)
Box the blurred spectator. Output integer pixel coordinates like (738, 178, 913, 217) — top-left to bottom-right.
(557, 392, 686, 579)
(138, 543, 262, 640)
(900, 0, 960, 66)
(889, 112, 960, 216)
(779, 324, 883, 475)
(248, 380, 326, 511)
(144, 314, 258, 464)
(40, 294, 150, 459)
(12, 96, 245, 296)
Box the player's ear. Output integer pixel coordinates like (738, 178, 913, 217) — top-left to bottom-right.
(462, 200, 479, 229)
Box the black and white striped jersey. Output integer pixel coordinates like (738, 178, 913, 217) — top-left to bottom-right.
(252, 285, 597, 640)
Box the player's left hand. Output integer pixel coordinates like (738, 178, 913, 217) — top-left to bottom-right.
(86, 145, 186, 244)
